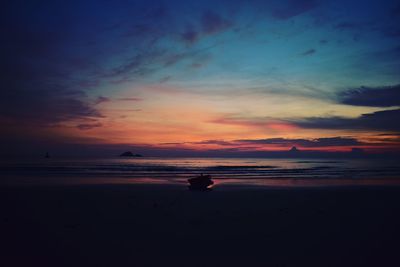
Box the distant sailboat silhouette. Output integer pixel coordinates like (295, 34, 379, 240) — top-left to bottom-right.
(45, 152, 50, 158)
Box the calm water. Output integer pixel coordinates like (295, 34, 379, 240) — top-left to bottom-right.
(1, 157, 400, 187)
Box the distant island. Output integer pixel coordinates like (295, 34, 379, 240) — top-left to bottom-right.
(119, 151, 143, 157)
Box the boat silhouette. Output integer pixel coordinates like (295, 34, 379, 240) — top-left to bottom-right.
(188, 173, 214, 191)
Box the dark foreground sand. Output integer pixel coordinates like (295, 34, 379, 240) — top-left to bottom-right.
(1, 184, 400, 267)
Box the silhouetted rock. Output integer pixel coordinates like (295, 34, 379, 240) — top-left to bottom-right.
(188, 174, 214, 191)
(119, 151, 143, 157)
(289, 146, 300, 152)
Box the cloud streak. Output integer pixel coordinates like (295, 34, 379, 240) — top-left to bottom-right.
(164, 137, 365, 149)
(339, 84, 400, 107)
(236, 137, 361, 147)
(181, 10, 233, 44)
(294, 109, 400, 132)
(272, 0, 318, 20)
(300, 49, 316, 56)
(76, 122, 103, 130)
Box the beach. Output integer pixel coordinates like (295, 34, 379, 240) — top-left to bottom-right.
(2, 184, 400, 267)
(3, 1, 400, 266)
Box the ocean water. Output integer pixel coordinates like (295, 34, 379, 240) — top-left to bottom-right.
(1, 157, 400, 187)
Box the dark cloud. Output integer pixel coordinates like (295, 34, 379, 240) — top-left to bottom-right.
(180, 10, 232, 45)
(0, 85, 102, 127)
(201, 10, 232, 35)
(106, 50, 166, 79)
(339, 84, 400, 107)
(0, 0, 106, 129)
(107, 44, 216, 80)
(181, 26, 199, 44)
(368, 134, 400, 144)
(163, 53, 188, 67)
(76, 122, 103, 131)
(295, 109, 400, 132)
(0, 1, 177, 88)
(236, 137, 361, 147)
(272, 0, 318, 20)
(160, 140, 237, 147)
(300, 49, 316, 56)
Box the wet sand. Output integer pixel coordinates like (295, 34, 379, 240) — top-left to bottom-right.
(1, 184, 400, 267)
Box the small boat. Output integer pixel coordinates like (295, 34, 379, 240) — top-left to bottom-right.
(188, 174, 214, 191)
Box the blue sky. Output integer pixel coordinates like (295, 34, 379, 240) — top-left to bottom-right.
(1, 0, 400, 156)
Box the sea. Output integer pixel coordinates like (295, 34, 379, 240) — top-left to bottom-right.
(1, 157, 400, 187)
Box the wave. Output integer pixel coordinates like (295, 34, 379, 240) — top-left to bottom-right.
(1, 158, 400, 182)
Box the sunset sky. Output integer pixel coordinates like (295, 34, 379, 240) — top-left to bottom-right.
(1, 0, 400, 156)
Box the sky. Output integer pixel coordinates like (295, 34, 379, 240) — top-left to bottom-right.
(1, 0, 400, 157)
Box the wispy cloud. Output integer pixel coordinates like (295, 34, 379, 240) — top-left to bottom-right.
(201, 10, 232, 35)
(160, 136, 372, 150)
(300, 49, 316, 56)
(210, 116, 298, 131)
(294, 109, 400, 132)
(334, 22, 357, 30)
(272, 0, 318, 20)
(181, 10, 233, 45)
(94, 96, 110, 105)
(236, 137, 362, 147)
(117, 97, 143, 102)
(76, 122, 103, 130)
